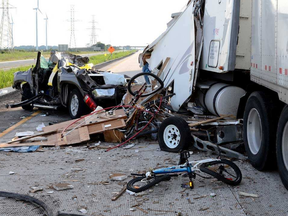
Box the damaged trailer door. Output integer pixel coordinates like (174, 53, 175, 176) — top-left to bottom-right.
(146, 2, 196, 111)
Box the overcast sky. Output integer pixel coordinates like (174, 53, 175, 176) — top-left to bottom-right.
(7, 0, 188, 47)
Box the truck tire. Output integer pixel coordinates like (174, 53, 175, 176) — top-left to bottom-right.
(21, 83, 34, 111)
(243, 91, 278, 170)
(68, 89, 86, 119)
(276, 106, 288, 190)
(158, 117, 192, 152)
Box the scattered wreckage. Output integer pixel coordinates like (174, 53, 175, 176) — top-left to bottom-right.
(1, 69, 246, 161)
(2, 2, 247, 161)
(2, 1, 254, 163)
(9, 51, 127, 119)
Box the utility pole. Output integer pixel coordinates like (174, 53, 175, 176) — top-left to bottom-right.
(0, 0, 15, 49)
(44, 14, 48, 50)
(69, 5, 76, 48)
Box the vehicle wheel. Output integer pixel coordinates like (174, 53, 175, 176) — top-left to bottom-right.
(21, 83, 33, 111)
(68, 89, 86, 119)
(127, 175, 171, 193)
(276, 106, 288, 190)
(127, 72, 164, 97)
(243, 91, 278, 170)
(158, 117, 192, 152)
(200, 159, 242, 186)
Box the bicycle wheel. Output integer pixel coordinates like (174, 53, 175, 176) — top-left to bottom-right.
(127, 175, 171, 193)
(127, 73, 164, 97)
(199, 159, 242, 186)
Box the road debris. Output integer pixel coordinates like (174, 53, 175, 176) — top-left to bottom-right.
(0, 145, 40, 153)
(193, 195, 207, 200)
(78, 207, 88, 214)
(9, 171, 15, 175)
(239, 192, 259, 198)
(136, 206, 148, 214)
(71, 168, 83, 172)
(29, 187, 43, 193)
(75, 159, 85, 163)
(123, 143, 135, 149)
(199, 207, 209, 211)
(36, 123, 45, 132)
(52, 183, 74, 191)
(111, 185, 127, 201)
(109, 173, 127, 181)
(210, 193, 216, 197)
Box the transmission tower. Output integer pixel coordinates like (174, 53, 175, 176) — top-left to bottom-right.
(90, 15, 99, 46)
(69, 5, 76, 48)
(0, 0, 15, 49)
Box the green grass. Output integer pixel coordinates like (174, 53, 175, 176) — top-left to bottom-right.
(89, 50, 136, 65)
(0, 66, 31, 89)
(0, 50, 50, 62)
(0, 50, 135, 62)
(0, 50, 137, 89)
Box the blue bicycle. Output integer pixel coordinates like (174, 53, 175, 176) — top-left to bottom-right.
(127, 151, 242, 193)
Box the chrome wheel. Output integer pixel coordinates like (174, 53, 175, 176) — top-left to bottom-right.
(282, 122, 288, 170)
(70, 94, 79, 117)
(247, 108, 262, 155)
(163, 125, 181, 149)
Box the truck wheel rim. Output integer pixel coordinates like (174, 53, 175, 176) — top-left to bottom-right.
(247, 108, 262, 155)
(71, 94, 79, 116)
(163, 125, 181, 149)
(282, 122, 288, 170)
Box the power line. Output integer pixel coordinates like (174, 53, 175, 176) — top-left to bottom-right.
(89, 15, 99, 46)
(0, 0, 15, 49)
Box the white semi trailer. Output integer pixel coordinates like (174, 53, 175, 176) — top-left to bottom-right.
(140, 0, 288, 189)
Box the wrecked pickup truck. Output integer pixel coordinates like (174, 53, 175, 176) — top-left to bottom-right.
(10, 51, 127, 118)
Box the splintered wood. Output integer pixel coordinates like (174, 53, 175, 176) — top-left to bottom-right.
(0, 109, 127, 148)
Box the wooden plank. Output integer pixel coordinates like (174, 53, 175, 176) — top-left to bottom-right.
(43, 120, 75, 133)
(58, 127, 90, 146)
(188, 115, 233, 127)
(7, 130, 57, 144)
(88, 124, 105, 135)
(0, 127, 91, 148)
(157, 57, 171, 77)
(0, 132, 58, 148)
(79, 127, 90, 142)
(44, 109, 127, 133)
(111, 185, 127, 201)
(88, 119, 126, 135)
(104, 130, 125, 143)
(0, 142, 56, 148)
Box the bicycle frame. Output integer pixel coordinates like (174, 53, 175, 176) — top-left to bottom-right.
(150, 158, 221, 176)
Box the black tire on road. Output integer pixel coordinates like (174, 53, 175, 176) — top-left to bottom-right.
(68, 88, 87, 119)
(127, 175, 171, 193)
(21, 83, 34, 111)
(200, 159, 242, 186)
(158, 117, 192, 152)
(243, 91, 278, 170)
(276, 106, 288, 190)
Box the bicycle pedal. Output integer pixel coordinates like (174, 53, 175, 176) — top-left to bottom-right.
(189, 181, 194, 189)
